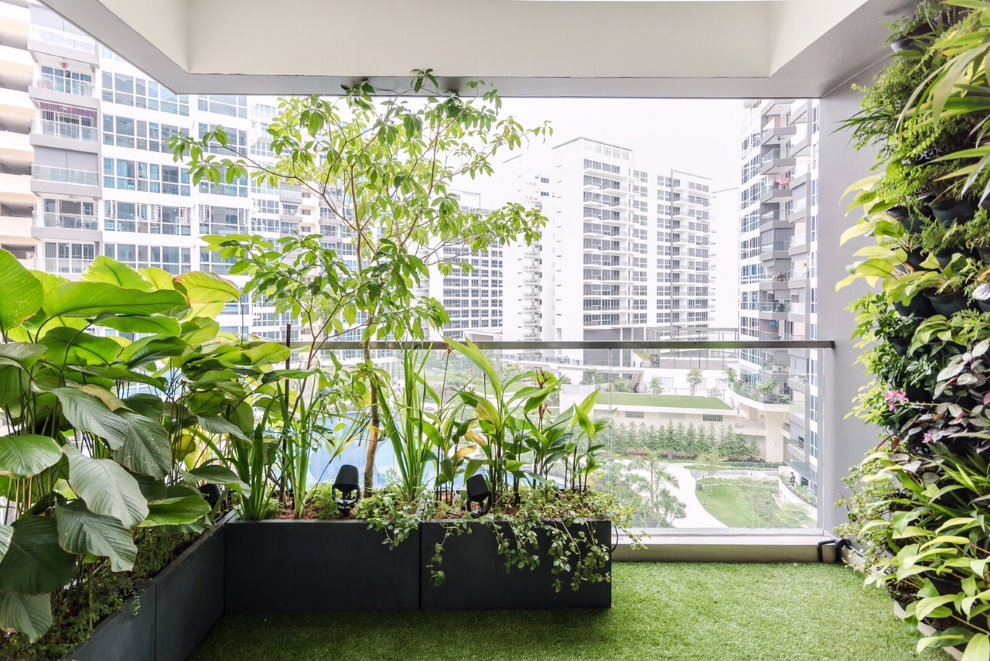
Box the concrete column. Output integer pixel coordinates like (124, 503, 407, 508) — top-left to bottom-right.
(817, 61, 885, 530)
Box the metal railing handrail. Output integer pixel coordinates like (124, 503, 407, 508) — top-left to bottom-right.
(303, 340, 834, 351)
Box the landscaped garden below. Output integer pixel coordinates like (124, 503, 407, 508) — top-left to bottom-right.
(190, 563, 947, 660)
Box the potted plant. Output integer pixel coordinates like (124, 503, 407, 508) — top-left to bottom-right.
(963, 206, 990, 263)
(919, 219, 968, 268)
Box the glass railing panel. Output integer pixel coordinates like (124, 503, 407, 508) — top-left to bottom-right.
(31, 165, 98, 186)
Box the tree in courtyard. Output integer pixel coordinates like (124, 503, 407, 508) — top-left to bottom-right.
(648, 376, 665, 394)
(686, 367, 704, 396)
(600, 452, 685, 527)
(581, 369, 602, 385)
(170, 70, 551, 492)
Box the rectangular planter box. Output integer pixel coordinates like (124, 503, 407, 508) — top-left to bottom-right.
(225, 519, 420, 611)
(419, 519, 612, 610)
(68, 520, 227, 661)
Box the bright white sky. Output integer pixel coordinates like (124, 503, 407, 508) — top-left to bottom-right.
(499, 98, 745, 191)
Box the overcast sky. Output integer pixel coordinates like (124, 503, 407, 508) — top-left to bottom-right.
(499, 98, 746, 191)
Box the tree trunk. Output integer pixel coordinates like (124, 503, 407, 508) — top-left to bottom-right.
(362, 341, 379, 495)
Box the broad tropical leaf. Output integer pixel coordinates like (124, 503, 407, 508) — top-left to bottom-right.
(81, 256, 152, 291)
(0, 591, 51, 642)
(0, 250, 43, 333)
(40, 327, 123, 365)
(53, 388, 130, 449)
(65, 446, 148, 529)
(140, 496, 210, 526)
(0, 516, 74, 594)
(113, 413, 171, 478)
(55, 501, 136, 572)
(0, 435, 61, 478)
(42, 282, 185, 318)
(93, 315, 181, 336)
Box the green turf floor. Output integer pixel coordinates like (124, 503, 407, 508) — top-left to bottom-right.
(191, 563, 946, 661)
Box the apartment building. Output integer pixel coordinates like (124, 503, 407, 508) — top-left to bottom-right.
(734, 99, 821, 489)
(498, 137, 714, 364)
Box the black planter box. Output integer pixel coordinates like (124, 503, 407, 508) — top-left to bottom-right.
(225, 519, 420, 612)
(68, 520, 227, 661)
(419, 519, 612, 610)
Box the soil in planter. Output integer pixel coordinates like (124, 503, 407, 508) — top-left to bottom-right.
(0, 528, 197, 661)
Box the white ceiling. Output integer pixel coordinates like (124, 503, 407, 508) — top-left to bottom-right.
(42, 0, 915, 97)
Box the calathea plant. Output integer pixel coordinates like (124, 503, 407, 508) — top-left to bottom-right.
(0, 250, 244, 641)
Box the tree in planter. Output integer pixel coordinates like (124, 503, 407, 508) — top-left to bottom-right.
(686, 367, 703, 395)
(170, 71, 550, 492)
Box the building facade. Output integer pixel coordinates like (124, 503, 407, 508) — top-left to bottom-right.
(735, 99, 821, 489)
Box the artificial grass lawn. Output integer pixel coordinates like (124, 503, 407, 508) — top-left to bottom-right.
(192, 563, 945, 661)
(597, 392, 731, 410)
(696, 478, 815, 528)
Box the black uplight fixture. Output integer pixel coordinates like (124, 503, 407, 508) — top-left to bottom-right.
(333, 464, 360, 516)
(465, 473, 492, 518)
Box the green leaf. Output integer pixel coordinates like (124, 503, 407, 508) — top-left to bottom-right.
(118, 336, 187, 368)
(93, 315, 181, 336)
(186, 465, 241, 484)
(0, 250, 43, 333)
(52, 388, 130, 449)
(65, 446, 148, 529)
(0, 591, 51, 642)
(964, 634, 990, 661)
(55, 501, 136, 572)
(0, 525, 11, 562)
(0, 343, 45, 369)
(113, 413, 171, 478)
(0, 516, 74, 594)
(81, 256, 152, 291)
(0, 435, 61, 478)
(40, 327, 123, 366)
(43, 282, 185, 318)
(140, 496, 210, 526)
(174, 271, 239, 303)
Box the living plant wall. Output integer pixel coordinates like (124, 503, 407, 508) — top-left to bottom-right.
(839, 1, 990, 658)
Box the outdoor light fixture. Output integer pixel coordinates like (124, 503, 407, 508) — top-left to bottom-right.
(333, 464, 360, 515)
(465, 473, 492, 518)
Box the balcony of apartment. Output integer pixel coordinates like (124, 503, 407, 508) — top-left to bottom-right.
(759, 148, 796, 176)
(757, 239, 789, 263)
(35, 209, 97, 231)
(757, 300, 790, 320)
(0, 1, 28, 33)
(30, 165, 100, 196)
(759, 124, 797, 147)
(759, 182, 791, 204)
(27, 25, 98, 64)
(29, 75, 99, 109)
(0, 170, 32, 205)
(0, 127, 30, 163)
(30, 119, 99, 152)
(757, 270, 790, 291)
(0, 42, 32, 79)
(0, 84, 32, 120)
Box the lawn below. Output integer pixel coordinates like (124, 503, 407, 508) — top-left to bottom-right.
(696, 477, 815, 528)
(192, 563, 944, 660)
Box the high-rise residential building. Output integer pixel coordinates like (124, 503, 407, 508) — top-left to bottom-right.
(497, 137, 714, 364)
(734, 99, 820, 489)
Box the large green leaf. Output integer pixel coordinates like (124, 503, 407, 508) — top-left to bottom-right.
(0, 435, 61, 478)
(0, 343, 45, 369)
(186, 465, 242, 484)
(0, 366, 28, 408)
(0, 591, 51, 642)
(55, 502, 136, 572)
(65, 446, 148, 529)
(0, 250, 43, 334)
(93, 315, 181, 337)
(0, 525, 11, 563)
(140, 495, 210, 526)
(40, 327, 123, 366)
(0, 516, 74, 594)
(42, 282, 185, 318)
(74, 365, 166, 391)
(139, 267, 177, 291)
(118, 336, 188, 368)
(52, 388, 130, 449)
(113, 412, 171, 478)
(174, 271, 239, 303)
(81, 256, 152, 291)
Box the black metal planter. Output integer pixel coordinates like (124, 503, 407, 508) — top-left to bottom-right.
(224, 519, 420, 612)
(925, 291, 969, 316)
(930, 199, 976, 227)
(419, 519, 612, 610)
(69, 519, 228, 661)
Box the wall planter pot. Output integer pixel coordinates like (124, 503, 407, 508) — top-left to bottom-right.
(888, 206, 927, 234)
(893, 295, 934, 319)
(930, 199, 976, 227)
(977, 246, 990, 264)
(889, 336, 911, 356)
(904, 250, 927, 270)
(225, 519, 420, 612)
(976, 298, 990, 313)
(925, 291, 969, 316)
(69, 517, 228, 661)
(419, 519, 612, 610)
